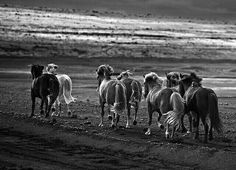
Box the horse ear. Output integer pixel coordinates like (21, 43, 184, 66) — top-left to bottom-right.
(180, 73, 183, 79)
(143, 74, 145, 78)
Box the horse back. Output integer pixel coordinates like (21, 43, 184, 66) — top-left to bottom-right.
(147, 88, 173, 112)
(32, 74, 59, 98)
(121, 78, 142, 101)
(99, 79, 126, 105)
(187, 87, 217, 114)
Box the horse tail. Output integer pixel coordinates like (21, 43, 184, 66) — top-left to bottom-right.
(62, 75, 77, 104)
(208, 92, 223, 133)
(130, 80, 141, 104)
(163, 92, 185, 128)
(111, 83, 126, 114)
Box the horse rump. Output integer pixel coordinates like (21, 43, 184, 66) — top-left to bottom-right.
(111, 83, 126, 115)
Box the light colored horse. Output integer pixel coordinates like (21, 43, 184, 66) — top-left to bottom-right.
(117, 70, 142, 127)
(96, 65, 127, 128)
(51, 74, 77, 116)
(165, 72, 192, 133)
(143, 72, 185, 138)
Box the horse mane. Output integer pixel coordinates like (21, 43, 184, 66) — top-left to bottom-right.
(96, 64, 114, 78)
(190, 72, 202, 86)
(117, 70, 133, 80)
(144, 72, 163, 86)
(30, 64, 44, 79)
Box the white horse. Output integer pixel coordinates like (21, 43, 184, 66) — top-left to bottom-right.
(52, 74, 77, 116)
(143, 72, 185, 138)
(96, 64, 127, 128)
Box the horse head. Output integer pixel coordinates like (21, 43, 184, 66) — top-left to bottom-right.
(30, 64, 44, 79)
(165, 72, 181, 87)
(143, 72, 163, 98)
(96, 64, 114, 88)
(179, 72, 202, 97)
(117, 70, 133, 80)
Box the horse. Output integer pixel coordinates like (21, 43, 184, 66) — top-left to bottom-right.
(117, 70, 142, 127)
(143, 72, 185, 138)
(51, 74, 77, 117)
(30, 64, 59, 118)
(179, 72, 223, 143)
(165, 72, 193, 133)
(96, 64, 127, 128)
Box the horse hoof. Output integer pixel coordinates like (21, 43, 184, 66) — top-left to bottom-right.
(51, 108, 56, 112)
(68, 111, 71, 116)
(111, 124, 115, 128)
(108, 115, 112, 120)
(160, 125, 164, 129)
(29, 114, 34, 118)
(45, 114, 49, 118)
(145, 131, 151, 135)
(133, 120, 137, 125)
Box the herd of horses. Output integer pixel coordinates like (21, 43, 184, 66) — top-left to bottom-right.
(30, 64, 223, 143)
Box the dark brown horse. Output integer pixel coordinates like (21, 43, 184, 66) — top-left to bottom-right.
(30, 64, 59, 117)
(117, 70, 142, 127)
(179, 72, 223, 143)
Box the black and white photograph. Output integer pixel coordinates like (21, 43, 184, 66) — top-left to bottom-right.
(0, 0, 235, 169)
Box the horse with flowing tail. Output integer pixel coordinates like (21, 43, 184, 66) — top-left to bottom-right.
(165, 72, 193, 133)
(96, 65, 127, 128)
(143, 72, 185, 138)
(117, 70, 142, 127)
(51, 74, 77, 117)
(30, 64, 59, 118)
(179, 72, 223, 143)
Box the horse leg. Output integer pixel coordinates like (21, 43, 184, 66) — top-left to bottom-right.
(133, 101, 138, 125)
(30, 96, 36, 117)
(157, 112, 164, 129)
(201, 116, 209, 143)
(126, 102, 131, 128)
(145, 104, 153, 135)
(171, 126, 176, 139)
(99, 102, 105, 127)
(44, 97, 49, 117)
(115, 112, 120, 127)
(107, 105, 112, 121)
(165, 123, 170, 139)
(188, 113, 192, 133)
(51, 98, 57, 117)
(209, 121, 213, 141)
(67, 104, 72, 117)
(40, 99, 45, 115)
(192, 113, 200, 140)
(180, 113, 187, 133)
(47, 95, 58, 118)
